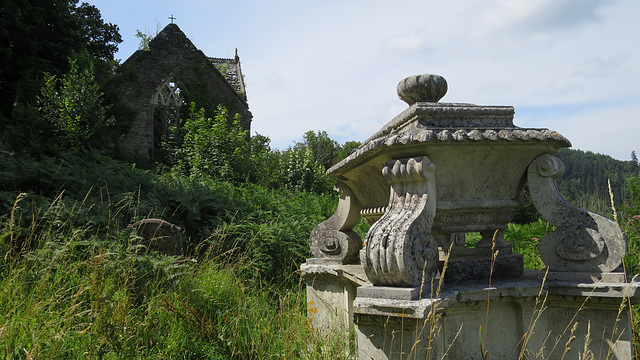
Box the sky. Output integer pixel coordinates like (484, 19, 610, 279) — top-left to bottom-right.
(88, 0, 639, 161)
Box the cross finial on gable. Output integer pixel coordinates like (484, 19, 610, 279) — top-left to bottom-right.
(169, 15, 176, 24)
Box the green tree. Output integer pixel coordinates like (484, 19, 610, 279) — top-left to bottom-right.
(176, 103, 249, 183)
(37, 60, 113, 153)
(337, 140, 361, 162)
(73, 2, 122, 62)
(0, 0, 121, 121)
(626, 173, 640, 216)
(301, 130, 339, 169)
(135, 30, 154, 50)
(555, 148, 638, 215)
(247, 133, 281, 188)
(280, 146, 333, 193)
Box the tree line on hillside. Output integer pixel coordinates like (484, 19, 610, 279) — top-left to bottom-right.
(555, 148, 640, 217)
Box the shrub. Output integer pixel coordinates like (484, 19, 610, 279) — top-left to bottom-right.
(38, 60, 113, 153)
(174, 103, 250, 183)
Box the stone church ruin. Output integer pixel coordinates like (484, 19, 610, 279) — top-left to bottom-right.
(114, 23, 251, 166)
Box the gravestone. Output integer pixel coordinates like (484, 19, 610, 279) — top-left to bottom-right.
(129, 218, 182, 256)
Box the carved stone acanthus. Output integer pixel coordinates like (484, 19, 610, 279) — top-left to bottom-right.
(527, 154, 626, 272)
(309, 182, 362, 264)
(363, 156, 439, 287)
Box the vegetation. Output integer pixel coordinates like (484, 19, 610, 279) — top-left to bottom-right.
(0, 1, 639, 358)
(0, 155, 345, 358)
(555, 148, 640, 217)
(0, 0, 121, 122)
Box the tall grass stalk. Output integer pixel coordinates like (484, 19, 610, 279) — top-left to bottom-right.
(517, 268, 549, 359)
(481, 230, 499, 359)
(609, 179, 639, 358)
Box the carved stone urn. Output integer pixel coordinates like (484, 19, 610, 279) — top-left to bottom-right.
(309, 74, 626, 288)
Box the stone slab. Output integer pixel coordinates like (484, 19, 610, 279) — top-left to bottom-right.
(301, 261, 370, 286)
(354, 270, 640, 317)
(357, 285, 428, 301)
(354, 272, 640, 359)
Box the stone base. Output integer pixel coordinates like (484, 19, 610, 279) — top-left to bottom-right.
(301, 261, 369, 335)
(302, 261, 640, 359)
(354, 270, 640, 360)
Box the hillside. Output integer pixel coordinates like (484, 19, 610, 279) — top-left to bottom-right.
(555, 148, 639, 216)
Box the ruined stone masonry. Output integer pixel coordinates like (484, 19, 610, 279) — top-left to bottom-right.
(115, 23, 251, 166)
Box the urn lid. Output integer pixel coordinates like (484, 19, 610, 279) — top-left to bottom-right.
(397, 74, 448, 105)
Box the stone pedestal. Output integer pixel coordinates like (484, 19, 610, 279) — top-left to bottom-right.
(302, 262, 640, 359)
(302, 73, 637, 359)
(301, 262, 369, 335)
(354, 270, 639, 359)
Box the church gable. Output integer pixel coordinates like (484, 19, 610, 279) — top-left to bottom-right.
(114, 23, 251, 166)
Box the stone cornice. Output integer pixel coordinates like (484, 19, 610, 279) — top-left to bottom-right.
(328, 127, 571, 177)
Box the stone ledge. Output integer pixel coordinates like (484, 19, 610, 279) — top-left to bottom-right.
(354, 269, 640, 319)
(301, 261, 370, 286)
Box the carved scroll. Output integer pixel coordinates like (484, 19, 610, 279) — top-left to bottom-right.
(309, 182, 362, 264)
(363, 156, 439, 287)
(527, 154, 626, 272)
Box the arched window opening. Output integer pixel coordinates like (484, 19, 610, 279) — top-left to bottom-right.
(152, 79, 185, 163)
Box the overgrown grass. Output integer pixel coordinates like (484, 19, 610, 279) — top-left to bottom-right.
(0, 152, 351, 359)
(0, 194, 351, 359)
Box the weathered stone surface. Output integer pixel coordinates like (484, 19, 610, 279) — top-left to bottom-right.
(303, 73, 635, 359)
(528, 154, 626, 272)
(325, 76, 570, 287)
(354, 270, 640, 359)
(300, 263, 369, 335)
(363, 156, 439, 287)
(303, 262, 640, 359)
(442, 252, 524, 283)
(397, 74, 448, 105)
(309, 182, 362, 264)
(129, 218, 182, 255)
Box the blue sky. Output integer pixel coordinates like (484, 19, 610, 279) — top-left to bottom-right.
(88, 0, 639, 161)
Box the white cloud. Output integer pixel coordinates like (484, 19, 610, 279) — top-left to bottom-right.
(479, 0, 606, 37)
(571, 52, 634, 78)
(261, 73, 290, 92)
(545, 103, 640, 160)
(383, 35, 425, 52)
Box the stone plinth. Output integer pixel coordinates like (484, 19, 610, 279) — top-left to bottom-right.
(354, 270, 639, 359)
(301, 262, 369, 335)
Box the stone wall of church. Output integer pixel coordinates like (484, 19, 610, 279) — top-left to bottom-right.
(114, 24, 251, 167)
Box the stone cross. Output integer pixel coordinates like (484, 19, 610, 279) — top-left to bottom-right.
(169, 15, 176, 24)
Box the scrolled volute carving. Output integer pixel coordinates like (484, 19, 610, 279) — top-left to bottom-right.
(535, 153, 565, 178)
(363, 156, 439, 287)
(527, 154, 626, 272)
(309, 182, 362, 264)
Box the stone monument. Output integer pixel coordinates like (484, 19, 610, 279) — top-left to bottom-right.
(301, 74, 639, 359)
